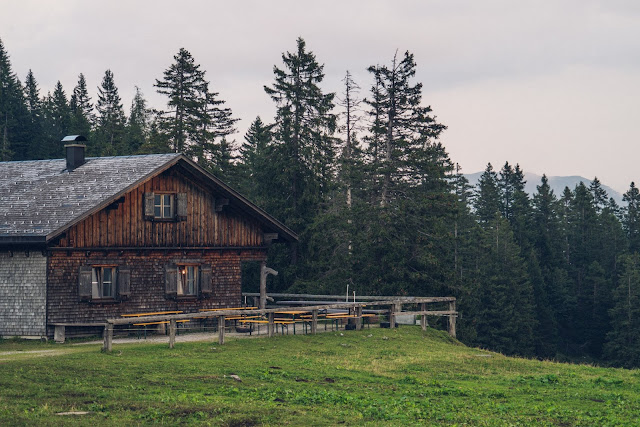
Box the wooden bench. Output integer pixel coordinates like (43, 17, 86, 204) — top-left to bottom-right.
(51, 323, 106, 343)
(133, 319, 190, 339)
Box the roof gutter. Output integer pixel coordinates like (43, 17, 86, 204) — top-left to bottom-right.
(0, 235, 47, 249)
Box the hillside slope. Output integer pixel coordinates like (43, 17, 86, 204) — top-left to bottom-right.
(1, 327, 639, 425)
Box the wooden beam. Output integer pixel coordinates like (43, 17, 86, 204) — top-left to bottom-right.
(215, 198, 229, 212)
(448, 301, 457, 338)
(420, 303, 428, 331)
(263, 233, 278, 246)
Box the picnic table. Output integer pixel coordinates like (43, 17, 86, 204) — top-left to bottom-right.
(121, 311, 185, 338)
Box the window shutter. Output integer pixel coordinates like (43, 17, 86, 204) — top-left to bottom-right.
(118, 267, 131, 299)
(165, 264, 177, 297)
(78, 266, 92, 301)
(177, 193, 187, 221)
(144, 192, 155, 219)
(200, 265, 212, 296)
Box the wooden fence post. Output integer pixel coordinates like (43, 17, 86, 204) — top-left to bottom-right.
(169, 319, 176, 349)
(389, 304, 396, 329)
(268, 312, 274, 337)
(218, 316, 225, 345)
(311, 310, 318, 334)
(448, 300, 457, 338)
(420, 303, 428, 331)
(356, 305, 363, 330)
(103, 323, 113, 352)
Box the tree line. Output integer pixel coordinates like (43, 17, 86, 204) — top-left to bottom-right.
(2, 37, 639, 367)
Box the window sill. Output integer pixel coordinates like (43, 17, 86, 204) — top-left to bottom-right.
(89, 298, 120, 304)
(175, 296, 199, 302)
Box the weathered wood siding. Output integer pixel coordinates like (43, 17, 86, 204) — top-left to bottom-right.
(46, 249, 267, 328)
(55, 168, 265, 248)
(0, 252, 47, 338)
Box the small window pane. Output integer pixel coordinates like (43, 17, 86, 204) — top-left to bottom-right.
(164, 206, 172, 218)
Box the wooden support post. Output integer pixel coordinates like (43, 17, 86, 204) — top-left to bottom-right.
(420, 303, 428, 331)
(259, 261, 267, 309)
(356, 306, 363, 330)
(311, 310, 318, 334)
(448, 301, 457, 338)
(267, 312, 274, 337)
(103, 323, 113, 352)
(169, 319, 176, 349)
(218, 316, 225, 345)
(389, 304, 396, 329)
(259, 262, 278, 310)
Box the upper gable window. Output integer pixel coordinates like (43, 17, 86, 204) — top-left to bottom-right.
(144, 192, 187, 221)
(154, 194, 174, 219)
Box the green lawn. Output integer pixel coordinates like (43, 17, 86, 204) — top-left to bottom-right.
(1, 327, 639, 426)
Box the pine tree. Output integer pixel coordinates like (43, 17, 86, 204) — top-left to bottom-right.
(40, 81, 71, 158)
(264, 37, 337, 225)
(124, 86, 150, 155)
(0, 38, 29, 160)
(23, 69, 43, 159)
(590, 177, 608, 214)
(475, 163, 501, 223)
(499, 162, 531, 248)
(471, 216, 536, 356)
(69, 73, 93, 139)
(236, 116, 274, 206)
(155, 48, 236, 171)
(623, 182, 640, 253)
(364, 51, 446, 206)
(604, 253, 640, 367)
(94, 70, 126, 156)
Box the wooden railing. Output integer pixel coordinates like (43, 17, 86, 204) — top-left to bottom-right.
(102, 296, 457, 352)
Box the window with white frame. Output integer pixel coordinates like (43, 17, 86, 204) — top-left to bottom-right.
(154, 194, 174, 219)
(91, 266, 116, 299)
(177, 265, 198, 296)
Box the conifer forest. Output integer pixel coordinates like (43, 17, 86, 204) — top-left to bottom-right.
(2, 37, 639, 368)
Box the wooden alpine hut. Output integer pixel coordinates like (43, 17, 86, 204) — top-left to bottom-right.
(0, 136, 297, 339)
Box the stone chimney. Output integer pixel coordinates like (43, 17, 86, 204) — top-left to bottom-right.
(61, 135, 87, 171)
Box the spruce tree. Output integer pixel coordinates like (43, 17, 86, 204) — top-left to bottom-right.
(475, 163, 501, 223)
(623, 182, 640, 253)
(236, 116, 274, 207)
(364, 51, 446, 206)
(69, 73, 93, 139)
(0, 38, 29, 160)
(155, 48, 236, 171)
(23, 70, 43, 159)
(124, 86, 150, 155)
(471, 216, 536, 356)
(604, 253, 640, 367)
(40, 81, 71, 158)
(263, 37, 337, 284)
(94, 70, 126, 156)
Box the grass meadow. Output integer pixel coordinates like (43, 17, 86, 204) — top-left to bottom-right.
(1, 327, 639, 426)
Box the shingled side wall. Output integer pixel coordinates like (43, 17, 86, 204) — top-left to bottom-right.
(0, 252, 47, 338)
(46, 249, 266, 335)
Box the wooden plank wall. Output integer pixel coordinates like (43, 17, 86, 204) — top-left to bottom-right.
(46, 249, 267, 328)
(56, 168, 265, 248)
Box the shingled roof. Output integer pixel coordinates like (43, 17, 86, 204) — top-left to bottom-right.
(0, 153, 297, 246)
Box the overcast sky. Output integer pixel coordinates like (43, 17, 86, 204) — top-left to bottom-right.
(2, 0, 639, 192)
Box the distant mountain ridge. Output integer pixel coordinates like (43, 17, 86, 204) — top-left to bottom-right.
(464, 171, 624, 205)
